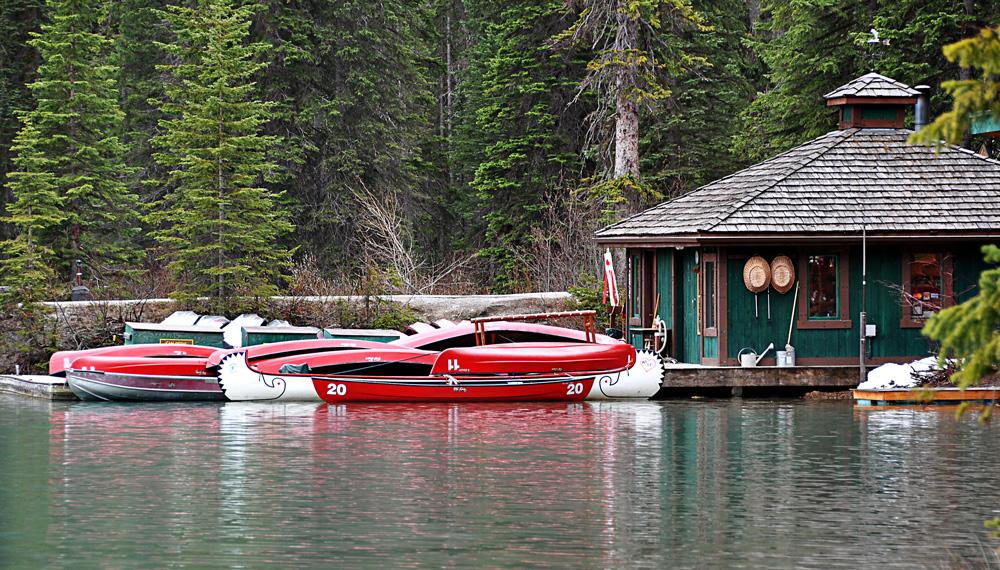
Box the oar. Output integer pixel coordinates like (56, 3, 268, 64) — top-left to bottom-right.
(786, 282, 799, 352)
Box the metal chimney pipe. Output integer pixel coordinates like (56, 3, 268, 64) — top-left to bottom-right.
(914, 85, 930, 131)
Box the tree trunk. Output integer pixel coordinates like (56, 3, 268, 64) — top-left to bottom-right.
(613, 1, 640, 180)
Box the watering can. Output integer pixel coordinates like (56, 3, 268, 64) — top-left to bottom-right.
(738, 343, 774, 367)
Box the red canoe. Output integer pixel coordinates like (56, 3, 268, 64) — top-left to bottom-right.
(217, 342, 637, 403)
(50, 343, 219, 376)
(65, 353, 225, 402)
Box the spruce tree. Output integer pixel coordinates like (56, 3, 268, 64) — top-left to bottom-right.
(0, 0, 44, 245)
(640, 0, 756, 199)
(553, 0, 705, 217)
(10, 0, 136, 282)
(148, 0, 293, 302)
(1, 117, 63, 303)
(459, 0, 591, 292)
(252, 0, 433, 276)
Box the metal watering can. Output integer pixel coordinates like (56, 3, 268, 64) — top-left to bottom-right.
(738, 343, 774, 367)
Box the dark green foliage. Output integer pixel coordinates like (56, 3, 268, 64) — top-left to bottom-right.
(460, 0, 591, 292)
(736, 0, 998, 162)
(735, 0, 868, 162)
(253, 0, 435, 276)
(147, 0, 293, 301)
(641, 0, 756, 199)
(0, 0, 43, 244)
(12, 0, 137, 278)
(110, 0, 172, 216)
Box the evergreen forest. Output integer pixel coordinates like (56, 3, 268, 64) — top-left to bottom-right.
(1, 0, 998, 305)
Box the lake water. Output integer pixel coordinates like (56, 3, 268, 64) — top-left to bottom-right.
(3, 395, 1000, 569)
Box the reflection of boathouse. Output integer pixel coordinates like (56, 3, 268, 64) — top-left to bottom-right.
(597, 73, 1000, 388)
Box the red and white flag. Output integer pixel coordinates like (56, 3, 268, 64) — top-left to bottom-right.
(603, 249, 619, 306)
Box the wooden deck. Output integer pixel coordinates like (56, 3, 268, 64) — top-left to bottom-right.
(1, 364, 869, 401)
(659, 365, 862, 395)
(853, 387, 1000, 405)
(0, 374, 76, 400)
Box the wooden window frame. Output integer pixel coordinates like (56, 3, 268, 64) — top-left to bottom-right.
(702, 252, 718, 338)
(797, 249, 852, 330)
(629, 253, 641, 322)
(900, 249, 954, 329)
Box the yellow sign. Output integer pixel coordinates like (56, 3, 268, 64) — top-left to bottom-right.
(160, 339, 194, 345)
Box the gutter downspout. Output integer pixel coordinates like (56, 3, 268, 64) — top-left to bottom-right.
(860, 223, 867, 385)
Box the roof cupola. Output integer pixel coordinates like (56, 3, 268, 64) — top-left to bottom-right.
(823, 72, 920, 130)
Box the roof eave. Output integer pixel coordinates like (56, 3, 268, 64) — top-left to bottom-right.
(595, 231, 1000, 247)
(825, 96, 918, 106)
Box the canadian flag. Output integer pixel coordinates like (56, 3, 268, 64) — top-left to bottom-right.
(603, 249, 619, 306)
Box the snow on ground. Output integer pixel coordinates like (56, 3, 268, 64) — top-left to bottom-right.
(857, 357, 940, 390)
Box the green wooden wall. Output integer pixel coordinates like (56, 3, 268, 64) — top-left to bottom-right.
(725, 244, 991, 363)
(656, 249, 672, 327)
(726, 249, 801, 361)
(647, 242, 992, 365)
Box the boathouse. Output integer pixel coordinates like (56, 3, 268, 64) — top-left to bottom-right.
(597, 72, 1000, 372)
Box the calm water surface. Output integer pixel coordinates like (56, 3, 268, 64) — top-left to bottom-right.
(2, 395, 1000, 569)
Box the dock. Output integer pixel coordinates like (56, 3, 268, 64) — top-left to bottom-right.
(1, 365, 867, 401)
(659, 365, 862, 397)
(0, 374, 76, 400)
(11, 365, 987, 403)
(853, 387, 1000, 406)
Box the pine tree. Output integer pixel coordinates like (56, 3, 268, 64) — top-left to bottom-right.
(11, 0, 136, 280)
(553, 0, 705, 213)
(252, 0, 434, 277)
(148, 0, 293, 302)
(459, 0, 592, 292)
(734, 0, 869, 163)
(1, 117, 63, 303)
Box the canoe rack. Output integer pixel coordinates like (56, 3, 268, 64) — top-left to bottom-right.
(470, 310, 598, 346)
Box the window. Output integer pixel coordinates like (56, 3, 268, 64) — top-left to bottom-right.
(703, 255, 717, 335)
(797, 250, 851, 330)
(908, 253, 942, 318)
(808, 255, 838, 319)
(901, 251, 952, 328)
(631, 254, 641, 320)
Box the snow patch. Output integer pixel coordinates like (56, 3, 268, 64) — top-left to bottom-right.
(857, 357, 940, 390)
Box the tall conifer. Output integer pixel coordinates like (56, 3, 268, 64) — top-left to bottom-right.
(460, 0, 591, 292)
(148, 0, 293, 302)
(8, 0, 136, 282)
(1, 117, 63, 302)
(252, 0, 433, 276)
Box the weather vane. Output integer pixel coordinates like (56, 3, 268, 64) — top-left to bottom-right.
(862, 28, 890, 72)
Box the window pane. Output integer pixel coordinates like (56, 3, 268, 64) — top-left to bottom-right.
(808, 255, 838, 318)
(910, 253, 942, 318)
(631, 255, 640, 318)
(704, 260, 716, 329)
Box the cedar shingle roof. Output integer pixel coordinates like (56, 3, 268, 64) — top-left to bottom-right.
(595, 128, 1000, 242)
(823, 72, 920, 100)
